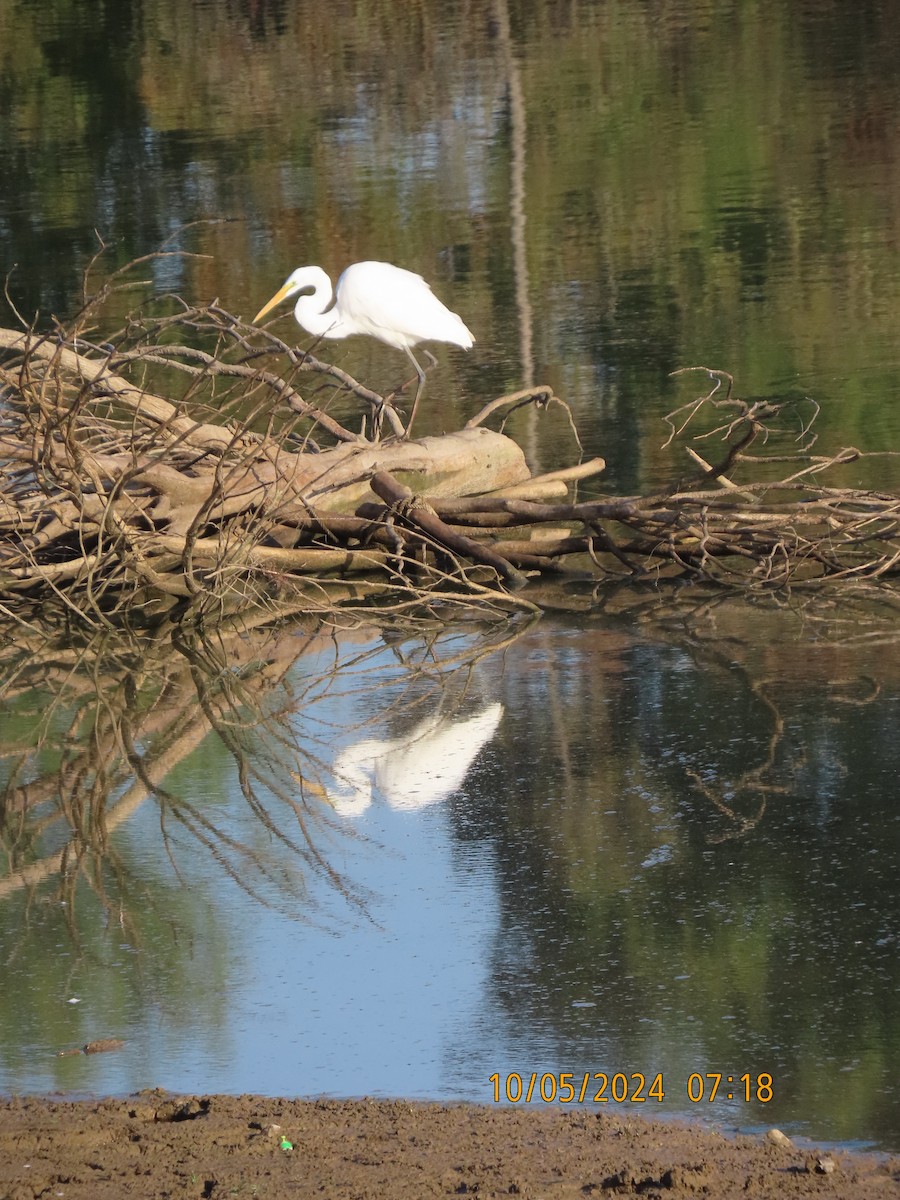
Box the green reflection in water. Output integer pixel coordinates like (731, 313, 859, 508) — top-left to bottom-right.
(471, 596, 900, 1147)
(3, 1, 900, 488)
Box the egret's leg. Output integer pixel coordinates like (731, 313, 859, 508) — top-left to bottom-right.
(371, 400, 385, 441)
(403, 346, 428, 437)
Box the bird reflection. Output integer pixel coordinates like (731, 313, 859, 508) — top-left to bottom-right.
(329, 703, 503, 817)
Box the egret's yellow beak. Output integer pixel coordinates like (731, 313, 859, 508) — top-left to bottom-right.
(253, 281, 294, 324)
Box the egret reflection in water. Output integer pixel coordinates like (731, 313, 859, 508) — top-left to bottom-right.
(328, 702, 503, 816)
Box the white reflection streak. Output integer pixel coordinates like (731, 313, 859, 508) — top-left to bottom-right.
(329, 703, 503, 816)
(494, 0, 533, 388)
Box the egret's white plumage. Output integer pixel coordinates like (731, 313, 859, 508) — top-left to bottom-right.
(253, 261, 474, 433)
(329, 702, 503, 817)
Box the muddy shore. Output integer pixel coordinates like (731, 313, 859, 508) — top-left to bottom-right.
(1, 1093, 899, 1199)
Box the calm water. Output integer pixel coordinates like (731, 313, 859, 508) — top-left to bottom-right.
(4, 0, 900, 488)
(2, 602, 899, 1150)
(2, 0, 900, 1154)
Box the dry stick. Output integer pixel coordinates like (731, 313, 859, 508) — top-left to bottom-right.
(147, 532, 391, 575)
(388, 507, 542, 531)
(465, 386, 557, 428)
(464, 384, 587, 462)
(488, 456, 606, 497)
(685, 447, 758, 503)
(369, 471, 529, 590)
(232, 315, 407, 439)
(0, 328, 233, 451)
(492, 535, 591, 564)
(662, 368, 732, 447)
(585, 521, 647, 575)
(285, 513, 386, 541)
(424, 495, 644, 522)
(391, 458, 609, 512)
(109, 341, 362, 445)
(2, 553, 107, 588)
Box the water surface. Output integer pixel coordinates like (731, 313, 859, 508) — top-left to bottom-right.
(1, 602, 898, 1151)
(3, 0, 900, 487)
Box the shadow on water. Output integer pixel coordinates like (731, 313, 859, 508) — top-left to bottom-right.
(0, 611, 349, 924)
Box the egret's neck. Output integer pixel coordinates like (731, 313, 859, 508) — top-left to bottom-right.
(329, 741, 377, 816)
(292, 267, 347, 340)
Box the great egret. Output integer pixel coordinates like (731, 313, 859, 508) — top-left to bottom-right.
(329, 702, 503, 817)
(253, 261, 474, 434)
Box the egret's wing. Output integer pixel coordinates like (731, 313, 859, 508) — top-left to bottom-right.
(374, 703, 503, 811)
(337, 261, 473, 350)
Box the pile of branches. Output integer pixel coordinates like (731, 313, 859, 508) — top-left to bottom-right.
(0, 276, 593, 619)
(2, 269, 900, 621)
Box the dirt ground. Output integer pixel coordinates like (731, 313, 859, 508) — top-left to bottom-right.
(2, 1094, 900, 1200)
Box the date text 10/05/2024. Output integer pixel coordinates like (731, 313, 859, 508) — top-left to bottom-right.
(489, 1072, 774, 1105)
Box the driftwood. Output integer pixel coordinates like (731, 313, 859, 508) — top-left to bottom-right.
(0, 300, 599, 615)
(2, 280, 900, 621)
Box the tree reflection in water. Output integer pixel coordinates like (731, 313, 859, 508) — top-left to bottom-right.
(0, 607, 521, 930)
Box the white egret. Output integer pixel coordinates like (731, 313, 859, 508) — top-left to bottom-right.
(329, 702, 503, 817)
(253, 261, 474, 434)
